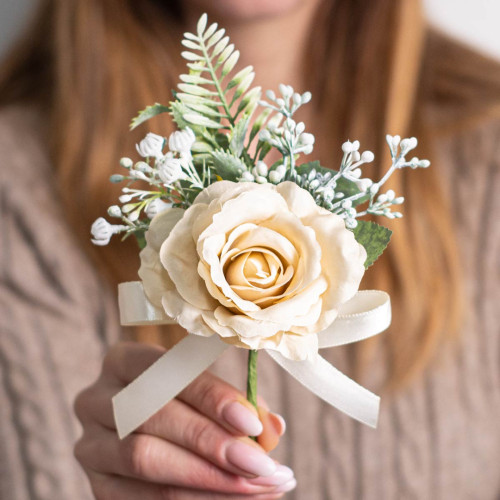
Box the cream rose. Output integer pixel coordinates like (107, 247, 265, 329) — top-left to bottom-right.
(139, 181, 366, 360)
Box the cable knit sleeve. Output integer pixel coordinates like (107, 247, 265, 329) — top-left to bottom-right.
(0, 107, 121, 500)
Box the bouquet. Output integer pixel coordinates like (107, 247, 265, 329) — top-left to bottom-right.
(91, 14, 429, 440)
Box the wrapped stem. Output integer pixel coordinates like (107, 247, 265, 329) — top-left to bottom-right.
(246, 349, 258, 410)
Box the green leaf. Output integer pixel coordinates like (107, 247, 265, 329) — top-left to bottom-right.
(170, 101, 193, 129)
(211, 150, 246, 181)
(229, 115, 250, 157)
(351, 220, 392, 268)
(248, 107, 271, 144)
(130, 103, 169, 130)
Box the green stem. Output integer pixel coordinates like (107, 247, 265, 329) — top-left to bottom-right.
(246, 349, 258, 411)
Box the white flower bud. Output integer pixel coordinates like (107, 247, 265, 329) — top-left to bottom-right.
(268, 171, 281, 184)
(299, 132, 315, 146)
(266, 89, 276, 100)
(350, 168, 362, 179)
(279, 83, 293, 98)
(293, 93, 302, 106)
(419, 159, 430, 168)
(119, 194, 133, 203)
(352, 151, 361, 162)
(301, 91, 312, 104)
(107, 205, 122, 218)
(135, 161, 151, 172)
(241, 171, 255, 182)
(386, 189, 395, 201)
(129, 170, 149, 181)
(168, 127, 196, 155)
(275, 164, 286, 176)
(145, 198, 172, 219)
(391, 135, 401, 149)
(158, 157, 184, 185)
(255, 161, 268, 176)
(256, 175, 268, 184)
(90, 218, 125, 246)
(136, 133, 165, 159)
(276, 98, 285, 107)
(342, 141, 353, 153)
(295, 122, 305, 135)
(119, 157, 133, 169)
(393, 196, 405, 205)
(361, 151, 374, 163)
(128, 210, 140, 222)
(355, 178, 373, 192)
(301, 144, 314, 155)
(259, 129, 272, 142)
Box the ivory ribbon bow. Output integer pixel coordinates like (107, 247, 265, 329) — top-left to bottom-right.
(113, 281, 391, 439)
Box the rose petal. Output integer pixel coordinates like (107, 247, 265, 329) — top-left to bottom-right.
(276, 181, 323, 219)
(193, 180, 261, 205)
(145, 208, 185, 252)
(161, 290, 214, 337)
(213, 306, 289, 338)
(271, 331, 319, 361)
(160, 204, 217, 310)
(138, 246, 175, 308)
(302, 213, 366, 309)
(247, 275, 328, 322)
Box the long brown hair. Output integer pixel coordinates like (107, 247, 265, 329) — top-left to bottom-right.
(3, 0, 497, 387)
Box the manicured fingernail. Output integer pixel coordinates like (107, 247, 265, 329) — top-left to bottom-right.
(226, 441, 277, 477)
(273, 478, 297, 493)
(223, 401, 263, 436)
(247, 465, 294, 486)
(269, 412, 286, 436)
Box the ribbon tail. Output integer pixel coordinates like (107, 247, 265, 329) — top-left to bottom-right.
(266, 350, 380, 428)
(113, 335, 229, 439)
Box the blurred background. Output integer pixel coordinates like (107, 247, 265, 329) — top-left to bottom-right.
(0, 0, 499, 60)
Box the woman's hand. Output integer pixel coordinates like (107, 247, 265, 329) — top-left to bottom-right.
(74, 342, 295, 499)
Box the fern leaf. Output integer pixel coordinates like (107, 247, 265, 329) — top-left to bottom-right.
(181, 51, 203, 62)
(197, 14, 208, 37)
(179, 74, 213, 85)
(181, 39, 202, 51)
(177, 84, 216, 97)
(212, 36, 230, 57)
(184, 113, 221, 128)
(130, 103, 169, 130)
(206, 28, 226, 49)
(227, 66, 254, 91)
(235, 86, 261, 117)
(202, 22, 218, 40)
(221, 51, 240, 77)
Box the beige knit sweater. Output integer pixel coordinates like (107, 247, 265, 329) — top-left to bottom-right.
(0, 104, 499, 500)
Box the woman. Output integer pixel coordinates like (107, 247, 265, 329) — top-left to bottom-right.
(1, 0, 499, 498)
